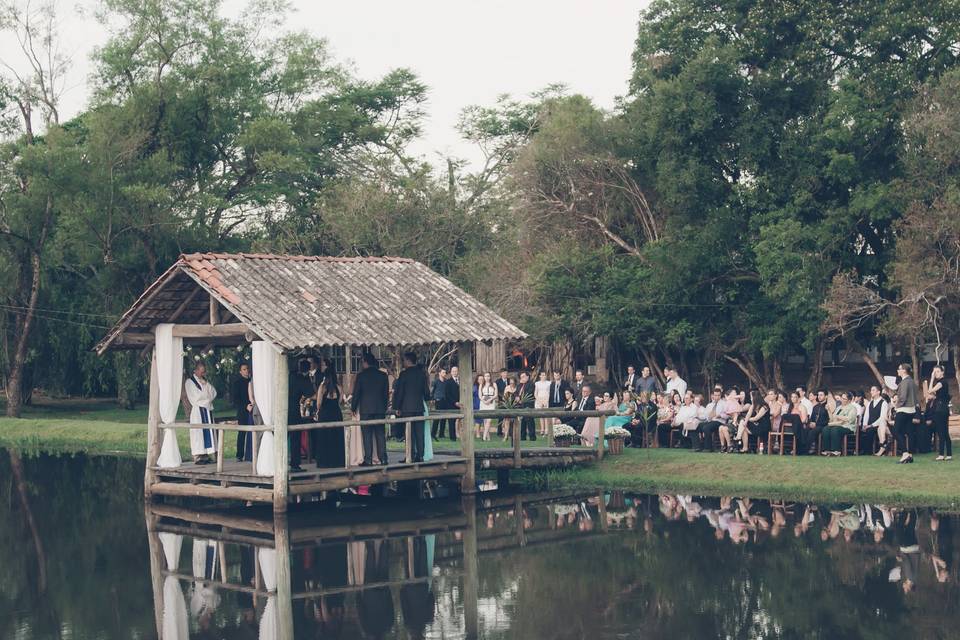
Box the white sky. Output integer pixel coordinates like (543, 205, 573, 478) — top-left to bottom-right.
(2, 0, 646, 167)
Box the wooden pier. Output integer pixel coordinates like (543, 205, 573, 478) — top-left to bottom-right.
(97, 253, 611, 512)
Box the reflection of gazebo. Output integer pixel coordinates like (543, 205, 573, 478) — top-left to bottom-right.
(97, 253, 526, 511)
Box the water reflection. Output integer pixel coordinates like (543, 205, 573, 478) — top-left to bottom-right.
(3, 450, 960, 639)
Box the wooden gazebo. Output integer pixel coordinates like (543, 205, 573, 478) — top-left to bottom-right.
(97, 252, 527, 512)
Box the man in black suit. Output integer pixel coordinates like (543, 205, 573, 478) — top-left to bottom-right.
(515, 371, 536, 440)
(568, 384, 596, 434)
(232, 362, 254, 462)
(548, 370, 568, 408)
(351, 352, 390, 466)
(623, 365, 640, 394)
(494, 368, 509, 436)
(444, 365, 461, 441)
(572, 370, 586, 398)
(393, 352, 431, 462)
(430, 369, 449, 439)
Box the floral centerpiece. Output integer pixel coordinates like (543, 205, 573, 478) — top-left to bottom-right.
(604, 425, 630, 454)
(553, 423, 578, 447)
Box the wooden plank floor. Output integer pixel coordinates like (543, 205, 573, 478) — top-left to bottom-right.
(152, 454, 470, 493)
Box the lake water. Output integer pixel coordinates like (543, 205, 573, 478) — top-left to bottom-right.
(2, 449, 958, 639)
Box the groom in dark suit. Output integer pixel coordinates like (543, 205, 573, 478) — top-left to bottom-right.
(351, 352, 390, 465)
(393, 352, 431, 462)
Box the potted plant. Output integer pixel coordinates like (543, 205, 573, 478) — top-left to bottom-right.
(552, 424, 577, 447)
(605, 426, 630, 454)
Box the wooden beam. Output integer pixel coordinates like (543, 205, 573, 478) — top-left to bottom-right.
(145, 348, 161, 498)
(458, 341, 476, 494)
(462, 495, 479, 640)
(596, 414, 605, 461)
(273, 352, 290, 512)
(167, 287, 203, 323)
(209, 295, 220, 325)
(172, 323, 249, 338)
(150, 481, 274, 502)
(275, 514, 294, 640)
(148, 503, 276, 534)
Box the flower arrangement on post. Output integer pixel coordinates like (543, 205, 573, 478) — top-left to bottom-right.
(604, 425, 630, 455)
(552, 423, 578, 447)
(182, 344, 251, 390)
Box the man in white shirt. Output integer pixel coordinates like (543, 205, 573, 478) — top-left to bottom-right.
(864, 384, 890, 455)
(796, 385, 814, 417)
(698, 389, 728, 452)
(665, 367, 688, 398)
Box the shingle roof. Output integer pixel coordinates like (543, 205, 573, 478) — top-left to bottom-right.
(96, 253, 526, 353)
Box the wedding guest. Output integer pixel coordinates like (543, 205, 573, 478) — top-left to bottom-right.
(796, 385, 814, 417)
(637, 366, 658, 394)
(569, 384, 595, 434)
(231, 362, 253, 462)
(865, 385, 890, 455)
(768, 390, 784, 435)
(479, 372, 498, 441)
(393, 352, 431, 463)
(534, 370, 552, 436)
(495, 368, 510, 436)
(698, 388, 728, 452)
(572, 369, 586, 397)
(548, 370, 569, 409)
(888, 363, 920, 464)
(623, 365, 640, 394)
(351, 352, 389, 466)
(928, 365, 952, 461)
(822, 391, 858, 456)
(515, 371, 536, 440)
(607, 390, 637, 429)
(472, 374, 483, 438)
(656, 393, 675, 448)
(501, 377, 518, 442)
(314, 368, 346, 468)
(446, 366, 462, 441)
(664, 367, 688, 398)
(803, 390, 827, 455)
(287, 359, 314, 471)
(673, 392, 700, 449)
(736, 390, 770, 453)
(431, 369, 450, 439)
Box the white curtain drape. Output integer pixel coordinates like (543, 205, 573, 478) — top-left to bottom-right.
(257, 546, 278, 640)
(253, 341, 277, 477)
(159, 532, 188, 640)
(156, 323, 184, 468)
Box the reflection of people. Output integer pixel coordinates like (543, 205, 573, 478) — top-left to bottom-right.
(185, 363, 218, 464)
(400, 537, 435, 640)
(359, 539, 394, 639)
(189, 538, 220, 629)
(311, 542, 347, 638)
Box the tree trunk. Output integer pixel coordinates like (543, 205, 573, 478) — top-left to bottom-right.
(770, 357, 785, 392)
(5, 248, 43, 418)
(847, 336, 884, 387)
(806, 338, 824, 392)
(910, 342, 921, 381)
(723, 354, 766, 393)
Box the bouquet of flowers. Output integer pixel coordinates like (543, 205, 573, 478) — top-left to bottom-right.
(553, 423, 578, 447)
(604, 426, 631, 439)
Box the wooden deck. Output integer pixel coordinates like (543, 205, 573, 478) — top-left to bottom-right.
(151, 454, 470, 503)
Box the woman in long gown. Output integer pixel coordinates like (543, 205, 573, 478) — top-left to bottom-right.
(314, 371, 346, 468)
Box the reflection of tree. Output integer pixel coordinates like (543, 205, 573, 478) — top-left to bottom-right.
(0, 451, 155, 638)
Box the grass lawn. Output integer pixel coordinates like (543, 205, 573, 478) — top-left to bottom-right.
(535, 446, 960, 509)
(3, 398, 959, 507)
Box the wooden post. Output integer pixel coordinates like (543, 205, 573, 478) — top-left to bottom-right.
(405, 421, 412, 463)
(548, 416, 555, 445)
(597, 489, 608, 532)
(145, 347, 161, 499)
(513, 418, 521, 468)
(209, 295, 220, 325)
(275, 513, 294, 640)
(462, 495, 479, 639)
(273, 352, 290, 513)
(596, 415, 606, 461)
(515, 495, 526, 547)
(458, 342, 476, 494)
(145, 511, 164, 640)
(216, 428, 225, 473)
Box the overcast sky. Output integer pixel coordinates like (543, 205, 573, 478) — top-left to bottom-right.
(2, 0, 646, 166)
